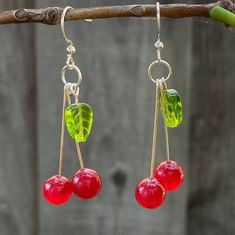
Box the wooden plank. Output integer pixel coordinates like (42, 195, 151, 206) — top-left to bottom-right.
(37, 1, 191, 234)
(0, 1, 38, 235)
(187, 17, 235, 235)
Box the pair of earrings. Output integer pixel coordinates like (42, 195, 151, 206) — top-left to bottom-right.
(42, 4, 184, 209)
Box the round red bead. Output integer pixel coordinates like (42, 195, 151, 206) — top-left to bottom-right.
(135, 177, 166, 209)
(42, 175, 72, 205)
(154, 160, 184, 191)
(71, 168, 102, 199)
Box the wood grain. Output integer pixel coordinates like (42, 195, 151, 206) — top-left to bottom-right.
(187, 9, 235, 235)
(0, 1, 38, 235)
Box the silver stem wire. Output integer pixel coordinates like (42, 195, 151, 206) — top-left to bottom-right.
(160, 82, 170, 161)
(75, 143, 85, 169)
(58, 86, 85, 175)
(58, 88, 68, 176)
(66, 92, 85, 169)
(150, 82, 159, 178)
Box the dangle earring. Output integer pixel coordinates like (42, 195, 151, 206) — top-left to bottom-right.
(135, 2, 184, 209)
(42, 7, 102, 205)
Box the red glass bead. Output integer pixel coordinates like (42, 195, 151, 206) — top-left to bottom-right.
(135, 177, 166, 209)
(42, 175, 72, 205)
(154, 160, 184, 191)
(71, 168, 102, 199)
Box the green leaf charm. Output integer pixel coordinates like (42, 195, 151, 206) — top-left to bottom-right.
(159, 89, 183, 128)
(65, 103, 93, 142)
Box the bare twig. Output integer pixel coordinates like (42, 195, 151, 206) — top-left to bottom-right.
(0, 0, 233, 25)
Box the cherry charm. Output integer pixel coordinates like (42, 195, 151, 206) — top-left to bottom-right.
(154, 160, 184, 191)
(71, 168, 102, 199)
(43, 175, 72, 205)
(135, 177, 166, 209)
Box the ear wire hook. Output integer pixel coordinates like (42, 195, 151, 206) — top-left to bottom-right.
(60, 6, 83, 86)
(60, 6, 92, 45)
(61, 6, 76, 70)
(61, 6, 74, 46)
(155, 2, 164, 61)
(147, 2, 172, 84)
(156, 2, 160, 42)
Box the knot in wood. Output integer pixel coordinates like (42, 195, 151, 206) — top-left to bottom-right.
(129, 5, 146, 16)
(14, 9, 29, 22)
(14, 7, 61, 24)
(43, 7, 61, 25)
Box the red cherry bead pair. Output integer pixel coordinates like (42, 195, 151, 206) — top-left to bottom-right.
(135, 160, 184, 209)
(43, 168, 102, 205)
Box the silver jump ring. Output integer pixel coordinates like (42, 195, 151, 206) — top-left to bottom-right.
(64, 83, 80, 97)
(147, 59, 172, 83)
(61, 6, 73, 45)
(61, 65, 82, 85)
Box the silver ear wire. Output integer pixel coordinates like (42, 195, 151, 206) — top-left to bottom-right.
(60, 6, 82, 86)
(61, 6, 74, 45)
(155, 2, 164, 61)
(156, 2, 160, 42)
(147, 2, 172, 84)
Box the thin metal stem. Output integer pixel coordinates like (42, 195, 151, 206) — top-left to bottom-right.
(150, 82, 159, 178)
(75, 143, 85, 169)
(58, 89, 67, 176)
(160, 82, 170, 161)
(66, 90, 85, 169)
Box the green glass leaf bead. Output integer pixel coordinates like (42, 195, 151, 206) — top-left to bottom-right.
(65, 103, 93, 142)
(159, 89, 183, 128)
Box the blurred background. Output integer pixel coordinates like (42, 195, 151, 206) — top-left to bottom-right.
(0, 0, 235, 235)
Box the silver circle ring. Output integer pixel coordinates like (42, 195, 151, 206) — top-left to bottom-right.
(147, 59, 172, 83)
(61, 65, 83, 85)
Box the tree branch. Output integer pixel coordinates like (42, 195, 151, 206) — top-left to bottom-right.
(0, 0, 234, 26)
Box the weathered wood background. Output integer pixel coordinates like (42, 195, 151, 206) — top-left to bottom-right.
(0, 0, 234, 234)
